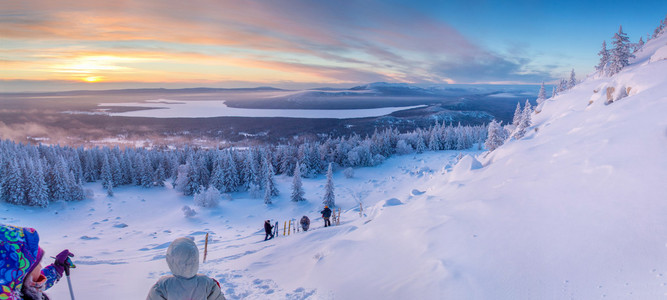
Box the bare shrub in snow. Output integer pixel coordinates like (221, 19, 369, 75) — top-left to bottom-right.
(182, 205, 197, 217)
(249, 183, 262, 199)
(396, 140, 414, 155)
(343, 167, 354, 179)
(194, 186, 220, 208)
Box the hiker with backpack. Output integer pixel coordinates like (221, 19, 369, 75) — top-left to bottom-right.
(321, 206, 332, 227)
(0, 224, 75, 300)
(300, 216, 310, 231)
(264, 220, 274, 240)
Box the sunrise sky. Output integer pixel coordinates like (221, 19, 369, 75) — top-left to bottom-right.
(1, 0, 665, 92)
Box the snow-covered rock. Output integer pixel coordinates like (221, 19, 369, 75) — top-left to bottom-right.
(650, 44, 667, 62)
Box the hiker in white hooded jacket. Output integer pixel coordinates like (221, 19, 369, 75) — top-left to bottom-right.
(147, 237, 226, 300)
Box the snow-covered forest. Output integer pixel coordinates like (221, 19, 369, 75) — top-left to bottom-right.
(0, 122, 486, 207)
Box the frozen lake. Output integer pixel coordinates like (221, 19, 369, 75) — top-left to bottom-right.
(99, 99, 426, 119)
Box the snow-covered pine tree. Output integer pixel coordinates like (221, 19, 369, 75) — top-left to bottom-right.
(140, 155, 153, 188)
(652, 14, 666, 38)
(209, 155, 226, 192)
(154, 160, 166, 187)
(556, 79, 567, 93)
(512, 99, 533, 140)
(511, 102, 523, 128)
(415, 134, 426, 153)
(609, 25, 634, 75)
(2, 159, 25, 205)
(101, 154, 112, 190)
(106, 179, 114, 197)
(537, 82, 547, 104)
(635, 37, 644, 52)
(291, 162, 305, 202)
(82, 151, 96, 182)
(222, 150, 240, 192)
(263, 180, 272, 205)
(109, 154, 122, 186)
(568, 69, 576, 89)
(245, 150, 261, 190)
(48, 158, 70, 201)
(596, 41, 610, 74)
(26, 160, 49, 207)
(551, 86, 557, 99)
(484, 120, 505, 152)
(183, 157, 202, 196)
(263, 156, 279, 197)
(322, 163, 335, 207)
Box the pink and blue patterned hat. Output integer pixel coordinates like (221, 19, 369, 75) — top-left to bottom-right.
(0, 225, 44, 300)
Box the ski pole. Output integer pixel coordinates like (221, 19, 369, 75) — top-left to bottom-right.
(52, 256, 76, 299)
(64, 257, 76, 300)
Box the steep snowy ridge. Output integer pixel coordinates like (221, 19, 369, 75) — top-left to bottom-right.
(466, 32, 667, 298)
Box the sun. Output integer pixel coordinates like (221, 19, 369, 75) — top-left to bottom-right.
(83, 76, 102, 82)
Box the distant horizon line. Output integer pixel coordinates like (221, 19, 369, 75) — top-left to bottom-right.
(0, 81, 550, 95)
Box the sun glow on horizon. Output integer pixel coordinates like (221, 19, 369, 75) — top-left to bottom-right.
(83, 76, 103, 82)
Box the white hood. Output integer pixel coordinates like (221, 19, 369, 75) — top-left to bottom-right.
(165, 237, 199, 279)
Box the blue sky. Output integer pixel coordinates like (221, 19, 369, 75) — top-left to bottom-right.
(1, 0, 665, 92)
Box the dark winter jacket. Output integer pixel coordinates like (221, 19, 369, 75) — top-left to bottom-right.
(264, 221, 273, 234)
(147, 237, 225, 300)
(300, 216, 310, 230)
(321, 207, 332, 218)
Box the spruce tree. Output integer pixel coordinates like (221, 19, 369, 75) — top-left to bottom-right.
(551, 86, 557, 99)
(140, 155, 153, 188)
(512, 99, 533, 140)
(636, 37, 644, 52)
(536, 82, 546, 104)
(222, 151, 240, 192)
(3, 159, 25, 205)
(322, 163, 335, 207)
(101, 154, 112, 190)
(291, 162, 305, 202)
(484, 120, 505, 152)
(596, 41, 610, 73)
(610, 25, 633, 75)
(511, 102, 523, 128)
(27, 160, 49, 207)
(264, 179, 273, 205)
(264, 157, 278, 197)
(106, 179, 114, 197)
(209, 156, 226, 192)
(568, 69, 576, 89)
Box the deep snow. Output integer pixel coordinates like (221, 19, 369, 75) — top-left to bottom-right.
(3, 30, 667, 300)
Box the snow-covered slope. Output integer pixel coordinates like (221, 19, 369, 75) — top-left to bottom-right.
(3, 33, 667, 300)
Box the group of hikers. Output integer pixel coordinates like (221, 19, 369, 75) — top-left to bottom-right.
(263, 205, 333, 240)
(1, 206, 336, 299)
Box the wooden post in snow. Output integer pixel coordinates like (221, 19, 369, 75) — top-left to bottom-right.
(203, 233, 209, 263)
(359, 203, 363, 217)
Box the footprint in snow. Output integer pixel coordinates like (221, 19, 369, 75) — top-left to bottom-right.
(411, 189, 425, 196)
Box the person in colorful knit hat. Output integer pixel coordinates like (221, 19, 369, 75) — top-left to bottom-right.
(0, 224, 74, 300)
